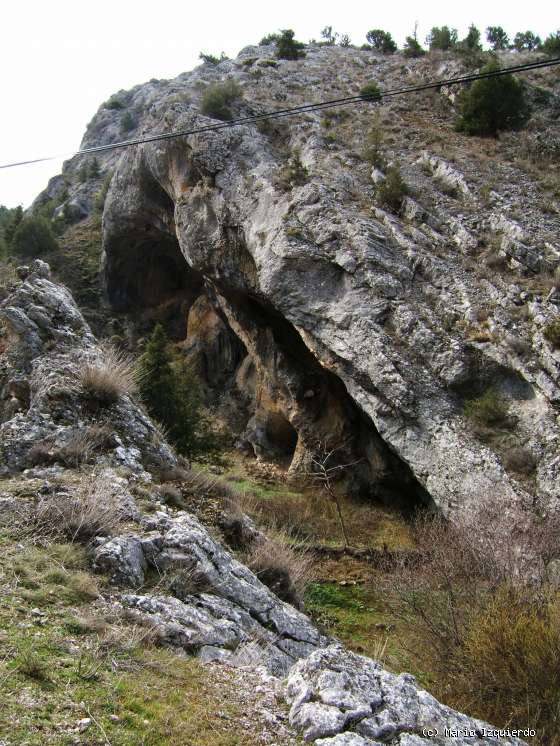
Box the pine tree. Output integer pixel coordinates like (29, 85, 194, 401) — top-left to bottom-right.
(138, 324, 207, 455)
(486, 26, 509, 51)
(455, 60, 530, 136)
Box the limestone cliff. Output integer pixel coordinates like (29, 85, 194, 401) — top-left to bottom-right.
(36, 45, 560, 531)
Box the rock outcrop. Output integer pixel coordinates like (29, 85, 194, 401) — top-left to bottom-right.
(286, 645, 528, 744)
(36, 44, 558, 528)
(0, 260, 176, 475)
(94, 509, 326, 674)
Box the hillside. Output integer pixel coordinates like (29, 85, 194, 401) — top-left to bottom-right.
(1, 37, 559, 745)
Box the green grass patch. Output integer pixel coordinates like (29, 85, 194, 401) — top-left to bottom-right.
(0, 531, 297, 745)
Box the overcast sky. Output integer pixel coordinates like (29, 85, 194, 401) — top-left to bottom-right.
(0, 0, 557, 208)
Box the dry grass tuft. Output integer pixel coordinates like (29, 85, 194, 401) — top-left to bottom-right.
(9, 471, 125, 544)
(78, 343, 140, 404)
(244, 533, 315, 608)
(28, 424, 116, 467)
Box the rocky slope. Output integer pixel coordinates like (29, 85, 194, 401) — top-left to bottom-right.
(0, 261, 528, 744)
(35, 43, 560, 536)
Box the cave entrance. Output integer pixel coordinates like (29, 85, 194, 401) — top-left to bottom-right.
(104, 231, 204, 340)
(264, 411, 298, 458)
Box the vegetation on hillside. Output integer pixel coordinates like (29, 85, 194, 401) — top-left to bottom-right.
(200, 79, 243, 121)
(138, 324, 210, 456)
(455, 60, 530, 136)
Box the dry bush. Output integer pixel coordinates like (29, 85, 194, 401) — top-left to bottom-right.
(28, 425, 115, 467)
(159, 564, 213, 600)
(0, 262, 17, 297)
(156, 483, 186, 509)
(78, 343, 139, 404)
(502, 445, 537, 475)
(390, 513, 499, 669)
(390, 511, 560, 743)
(244, 533, 315, 608)
(13, 471, 125, 543)
(449, 586, 560, 746)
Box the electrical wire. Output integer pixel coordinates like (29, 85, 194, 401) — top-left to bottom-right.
(1, 55, 559, 170)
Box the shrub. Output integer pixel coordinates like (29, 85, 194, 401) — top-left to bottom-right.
(543, 318, 560, 347)
(120, 111, 134, 132)
(513, 30, 542, 51)
(245, 534, 315, 608)
(455, 60, 530, 136)
(426, 26, 458, 50)
(78, 342, 139, 405)
(450, 586, 560, 744)
(463, 388, 510, 427)
(376, 166, 408, 212)
(339, 34, 351, 48)
(200, 79, 242, 121)
(10, 216, 59, 259)
(486, 26, 509, 50)
(403, 35, 425, 57)
(276, 150, 309, 191)
(105, 96, 124, 110)
(393, 513, 560, 741)
(359, 82, 382, 102)
(260, 32, 280, 46)
(460, 24, 482, 51)
(365, 29, 397, 54)
(93, 172, 112, 214)
(543, 31, 560, 57)
(363, 124, 386, 169)
(502, 445, 537, 475)
(275, 29, 306, 60)
(138, 323, 209, 455)
(199, 51, 227, 65)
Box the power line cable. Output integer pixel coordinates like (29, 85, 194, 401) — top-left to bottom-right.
(1, 56, 559, 170)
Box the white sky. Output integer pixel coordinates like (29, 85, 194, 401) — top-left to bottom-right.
(0, 0, 557, 208)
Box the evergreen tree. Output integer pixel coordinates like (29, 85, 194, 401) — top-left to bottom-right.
(542, 31, 560, 56)
(78, 162, 89, 183)
(120, 111, 134, 132)
(455, 60, 530, 136)
(10, 216, 59, 259)
(486, 26, 509, 50)
(138, 324, 207, 455)
(426, 26, 458, 51)
(404, 35, 426, 57)
(4, 205, 23, 245)
(462, 24, 482, 51)
(87, 158, 100, 179)
(275, 29, 306, 60)
(365, 29, 397, 54)
(513, 31, 542, 51)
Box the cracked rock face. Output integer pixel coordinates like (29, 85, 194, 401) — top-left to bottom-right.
(0, 260, 176, 475)
(93, 510, 326, 674)
(285, 645, 528, 745)
(82, 44, 560, 528)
